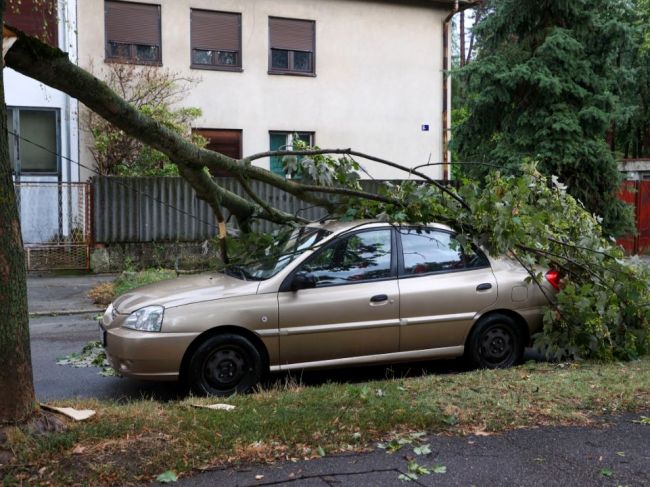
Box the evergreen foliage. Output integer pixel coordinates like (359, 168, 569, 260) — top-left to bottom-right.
(612, 0, 650, 159)
(451, 0, 636, 235)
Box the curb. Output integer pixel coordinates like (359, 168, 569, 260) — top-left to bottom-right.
(29, 308, 105, 318)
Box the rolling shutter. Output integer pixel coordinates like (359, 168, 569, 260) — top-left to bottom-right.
(5, 0, 58, 46)
(269, 17, 314, 52)
(191, 10, 240, 52)
(105, 1, 160, 47)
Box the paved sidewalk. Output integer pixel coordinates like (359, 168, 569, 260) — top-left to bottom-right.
(27, 274, 116, 315)
(173, 413, 650, 487)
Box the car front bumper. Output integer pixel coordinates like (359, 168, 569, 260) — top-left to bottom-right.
(102, 324, 198, 381)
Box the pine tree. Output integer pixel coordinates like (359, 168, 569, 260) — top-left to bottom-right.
(451, 0, 636, 235)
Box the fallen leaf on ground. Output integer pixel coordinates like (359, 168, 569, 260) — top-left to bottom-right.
(40, 404, 96, 421)
(72, 445, 86, 454)
(433, 464, 447, 474)
(599, 468, 613, 477)
(156, 470, 178, 483)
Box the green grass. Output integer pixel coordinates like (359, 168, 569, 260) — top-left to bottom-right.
(3, 358, 650, 486)
(112, 268, 177, 296)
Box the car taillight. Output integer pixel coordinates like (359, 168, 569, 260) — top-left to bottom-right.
(545, 270, 561, 290)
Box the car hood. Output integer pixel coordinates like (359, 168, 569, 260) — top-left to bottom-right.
(112, 273, 260, 314)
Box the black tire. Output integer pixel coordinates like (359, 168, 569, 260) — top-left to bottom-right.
(188, 334, 263, 396)
(466, 314, 524, 369)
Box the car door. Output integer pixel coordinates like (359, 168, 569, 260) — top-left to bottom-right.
(397, 227, 498, 352)
(277, 227, 400, 366)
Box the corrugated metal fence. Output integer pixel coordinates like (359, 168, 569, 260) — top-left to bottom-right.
(91, 176, 461, 243)
(93, 176, 342, 242)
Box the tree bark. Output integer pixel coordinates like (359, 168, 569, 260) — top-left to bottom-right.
(0, 0, 36, 424)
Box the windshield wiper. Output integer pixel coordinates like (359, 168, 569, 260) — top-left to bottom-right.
(223, 265, 263, 281)
(224, 265, 248, 281)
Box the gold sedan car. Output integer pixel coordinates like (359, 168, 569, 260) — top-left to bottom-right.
(101, 220, 556, 396)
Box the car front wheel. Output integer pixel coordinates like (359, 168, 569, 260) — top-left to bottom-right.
(467, 314, 524, 369)
(188, 334, 263, 396)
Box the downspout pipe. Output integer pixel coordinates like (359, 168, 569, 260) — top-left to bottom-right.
(442, 1, 479, 181)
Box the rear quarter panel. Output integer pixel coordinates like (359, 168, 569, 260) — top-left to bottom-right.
(476, 256, 553, 340)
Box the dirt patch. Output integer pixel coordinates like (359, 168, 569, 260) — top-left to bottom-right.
(88, 282, 115, 305)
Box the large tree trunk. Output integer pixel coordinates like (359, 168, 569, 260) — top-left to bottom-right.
(0, 0, 36, 424)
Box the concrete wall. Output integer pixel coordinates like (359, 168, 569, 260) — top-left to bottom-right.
(77, 0, 452, 181)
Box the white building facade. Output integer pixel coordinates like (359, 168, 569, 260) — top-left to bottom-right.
(77, 0, 460, 181)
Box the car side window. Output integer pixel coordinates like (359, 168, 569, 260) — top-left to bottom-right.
(399, 228, 488, 275)
(302, 229, 392, 287)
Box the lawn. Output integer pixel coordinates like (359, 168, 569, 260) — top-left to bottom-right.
(2, 358, 649, 486)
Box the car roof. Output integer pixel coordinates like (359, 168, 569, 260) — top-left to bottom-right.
(306, 219, 455, 236)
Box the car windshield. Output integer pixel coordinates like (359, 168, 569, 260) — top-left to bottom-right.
(224, 226, 332, 281)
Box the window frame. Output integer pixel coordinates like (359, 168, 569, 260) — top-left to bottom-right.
(7, 106, 61, 177)
(268, 16, 316, 77)
(268, 131, 314, 177)
(104, 0, 162, 66)
(190, 9, 243, 72)
(280, 227, 398, 292)
(395, 226, 491, 279)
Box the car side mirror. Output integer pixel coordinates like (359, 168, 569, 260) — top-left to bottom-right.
(291, 270, 317, 291)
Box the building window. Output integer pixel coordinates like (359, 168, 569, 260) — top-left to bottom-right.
(7, 108, 59, 175)
(105, 1, 161, 65)
(191, 9, 242, 71)
(269, 17, 315, 75)
(269, 131, 313, 176)
(5, 0, 58, 46)
(194, 129, 242, 176)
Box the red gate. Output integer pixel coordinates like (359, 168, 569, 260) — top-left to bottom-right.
(618, 180, 650, 254)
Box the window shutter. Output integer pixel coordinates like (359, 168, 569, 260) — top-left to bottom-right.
(269, 17, 314, 52)
(105, 1, 160, 46)
(191, 10, 240, 52)
(5, 0, 58, 46)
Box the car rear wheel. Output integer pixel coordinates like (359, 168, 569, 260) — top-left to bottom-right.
(467, 314, 524, 369)
(188, 334, 263, 396)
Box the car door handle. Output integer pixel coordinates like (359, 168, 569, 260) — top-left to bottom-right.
(476, 283, 492, 291)
(370, 294, 389, 303)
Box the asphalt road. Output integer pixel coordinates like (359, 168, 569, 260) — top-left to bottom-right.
(31, 313, 185, 402)
(174, 413, 650, 487)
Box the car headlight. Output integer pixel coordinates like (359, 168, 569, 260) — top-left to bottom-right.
(123, 306, 164, 332)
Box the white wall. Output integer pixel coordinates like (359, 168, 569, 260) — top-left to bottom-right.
(5, 0, 80, 243)
(78, 0, 451, 180)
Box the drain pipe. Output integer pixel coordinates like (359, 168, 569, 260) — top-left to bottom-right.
(441, 1, 459, 181)
(442, 1, 478, 181)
